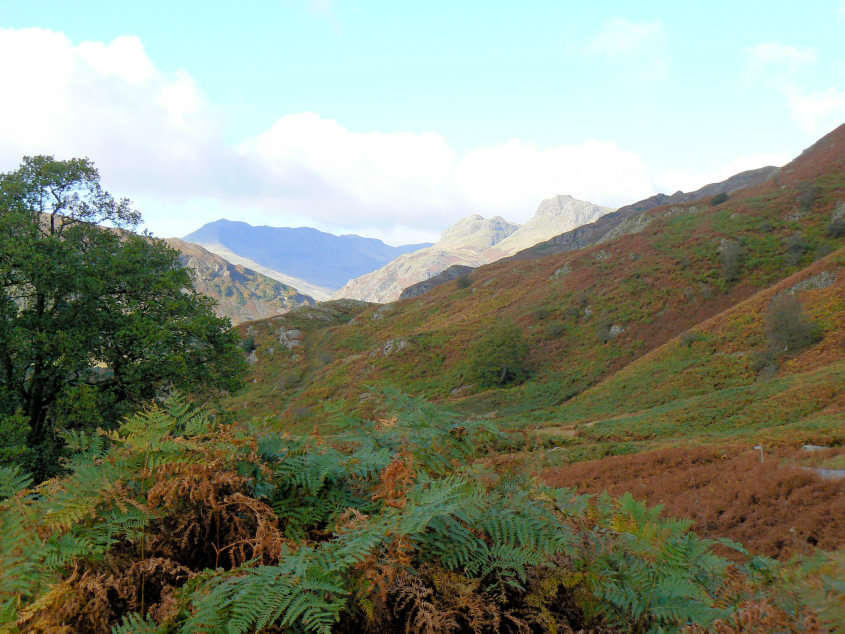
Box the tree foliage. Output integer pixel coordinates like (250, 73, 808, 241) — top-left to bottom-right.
(765, 294, 823, 354)
(0, 156, 246, 480)
(465, 320, 530, 388)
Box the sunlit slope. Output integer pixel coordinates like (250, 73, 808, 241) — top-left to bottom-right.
(552, 246, 844, 448)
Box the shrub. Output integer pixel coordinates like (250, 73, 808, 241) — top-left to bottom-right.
(719, 239, 743, 283)
(680, 332, 706, 348)
(826, 217, 845, 238)
(533, 306, 552, 321)
(241, 335, 256, 353)
(785, 232, 808, 265)
(465, 320, 530, 387)
(796, 182, 821, 210)
(545, 322, 565, 339)
(455, 275, 473, 289)
(710, 192, 729, 206)
(564, 306, 582, 320)
(595, 317, 614, 344)
(765, 294, 823, 354)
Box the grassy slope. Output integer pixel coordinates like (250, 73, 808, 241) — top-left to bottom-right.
(230, 125, 845, 441)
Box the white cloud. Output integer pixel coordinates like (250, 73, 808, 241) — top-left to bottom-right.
(584, 17, 668, 83)
(784, 86, 845, 136)
(656, 152, 789, 195)
(0, 28, 658, 244)
(242, 113, 655, 233)
(744, 40, 844, 139)
(0, 28, 262, 204)
(746, 42, 817, 74)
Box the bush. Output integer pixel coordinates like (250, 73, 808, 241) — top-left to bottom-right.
(680, 332, 706, 348)
(826, 217, 845, 238)
(719, 239, 743, 283)
(545, 322, 565, 339)
(455, 275, 473, 289)
(796, 182, 821, 210)
(533, 306, 552, 321)
(595, 317, 614, 344)
(564, 306, 582, 320)
(785, 233, 808, 265)
(710, 192, 729, 206)
(241, 335, 256, 353)
(765, 294, 823, 355)
(465, 320, 530, 387)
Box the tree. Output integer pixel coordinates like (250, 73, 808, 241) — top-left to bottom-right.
(764, 294, 823, 354)
(0, 156, 246, 479)
(465, 320, 530, 387)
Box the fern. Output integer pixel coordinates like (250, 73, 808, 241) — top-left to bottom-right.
(0, 464, 32, 500)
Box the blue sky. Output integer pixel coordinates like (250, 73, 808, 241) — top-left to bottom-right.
(2, 1, 844, 243)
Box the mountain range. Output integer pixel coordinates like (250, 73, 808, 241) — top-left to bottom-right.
(334, 195, 613, 303)
(182, 219, 431, 292)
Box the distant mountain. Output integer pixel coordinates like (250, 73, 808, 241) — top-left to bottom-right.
(333, 215, 520, 303)
(167, 238, 315, 324)
(335, 196, 611, 303)
(183, 220, 431, 291)
(488, 195, 612, 257)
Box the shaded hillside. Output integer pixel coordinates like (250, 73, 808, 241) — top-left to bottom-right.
(168, 238, 315, 324)
(227, 124, 844, 432)
(400, 264, 475, 299)
(183, 219, 431, 291)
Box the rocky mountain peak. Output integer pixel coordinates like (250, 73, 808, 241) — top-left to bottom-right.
(439, 214, 519, 249)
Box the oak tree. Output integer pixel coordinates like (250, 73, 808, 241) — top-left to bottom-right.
(0, 156, 246, 479)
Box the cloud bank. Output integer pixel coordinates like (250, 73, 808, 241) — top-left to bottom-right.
(0, 27, 810, 244)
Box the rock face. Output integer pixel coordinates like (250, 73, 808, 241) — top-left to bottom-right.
(438, 215, 519, 249)
(335, 196, 611, 304)
(488, 195, 613, 257)
(167, 239, 315, 324)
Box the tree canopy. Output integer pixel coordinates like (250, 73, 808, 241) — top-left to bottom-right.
(0, 155, 246, 480)
(464, 320, 530, 388)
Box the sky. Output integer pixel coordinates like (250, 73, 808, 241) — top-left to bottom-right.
(1, 1, 844, 245)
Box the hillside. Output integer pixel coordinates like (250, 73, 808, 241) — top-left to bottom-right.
(335, 196, 611, 303)
(167, 238, 315, 324)
(183, 219, 431, 291)
(510, 165, 779, 263)
(228, 123, 844, 439)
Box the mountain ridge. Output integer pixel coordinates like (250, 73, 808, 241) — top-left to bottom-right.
(335, 195, 613, 303)
(183, 219, 432, 291)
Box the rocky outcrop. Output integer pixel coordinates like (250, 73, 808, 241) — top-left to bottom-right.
(438, 215, 519, 249)
(488, 195, 613, 257)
